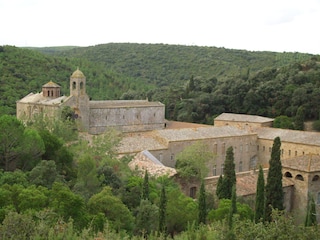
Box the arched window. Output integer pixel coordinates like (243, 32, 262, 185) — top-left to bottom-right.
(80, 82, 84, 89)
(295, 174, 304, 181)
(312, 175, 320, 182)
(72, 82, 76, 90)
(284, 172, 293, 178)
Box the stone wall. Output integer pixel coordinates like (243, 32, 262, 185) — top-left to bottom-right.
(258, 139, 320, 167)
(150, 134, 258, 177)
(17, 101, 60, 120)
(88, 101, 165, 134)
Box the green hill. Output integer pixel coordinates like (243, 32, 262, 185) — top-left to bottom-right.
(36, 43, 313, 86)
(2, 43, 320, 124)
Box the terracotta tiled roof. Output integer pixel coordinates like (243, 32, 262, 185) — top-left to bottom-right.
(236, 170, 294, 197)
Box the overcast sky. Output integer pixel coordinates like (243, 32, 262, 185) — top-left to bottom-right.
(1, 0, 320, 54)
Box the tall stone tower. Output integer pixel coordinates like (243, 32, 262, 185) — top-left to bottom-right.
(69, 68, 90, 131)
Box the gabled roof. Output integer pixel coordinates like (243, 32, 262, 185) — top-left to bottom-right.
(282, 154, 320, 172)
(156, 125, 255, 142)
(128, 150, 177, 177)
(256, 127, 320, 146)
(89, 100, 164, 109)
(17, 92, 67, 105)
(42, 81, 60, 88)
(215, 113, 274, 123)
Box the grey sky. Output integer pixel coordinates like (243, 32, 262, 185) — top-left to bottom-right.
(1, 0, 320, 54)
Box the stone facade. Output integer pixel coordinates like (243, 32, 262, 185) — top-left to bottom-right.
(17, 69, 165, 134)
(282, 154, 320, 223)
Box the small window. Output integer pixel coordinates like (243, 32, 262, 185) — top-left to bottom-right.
(269, 147, 271, 153)
(239, 161, 243, 172)
(295, 151, 297, 156)
(288, 150, 291, 156)
(221, 164, 224, 175)
(222, 143, 226, 154)
(72, 82, 76, 90)
(312, 175, 319, 182)
(284, 172, 292, 178)
(257, 145, 259, 151)
(263, 146, 265, 152)
(295, 174, 304, 181)
(190, 187, 197, 199)
(213, 165, 217, 176)
(213, 143, 217, 154)
(170, 154, 175, 161)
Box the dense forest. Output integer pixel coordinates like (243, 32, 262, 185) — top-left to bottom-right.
(2, 44, 320, 126)
(0, 114, 318, 239)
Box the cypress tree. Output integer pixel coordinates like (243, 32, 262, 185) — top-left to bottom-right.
(255, 165, 265, 223)
(216, 175, 224, 199)
(228, 184, 237, 229)
(142, 170, 149, 200)
(305, 192, 317, 227)
(198, 180, 207, 225)
(158, 184, 167, 234)
(294, 106, 305, 130)
(222, 146, 236, 199)
(265, 137, 284, 222)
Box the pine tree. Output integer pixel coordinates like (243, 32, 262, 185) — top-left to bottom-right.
(265, 137, 284, 222)
(158, 184, 167, 235)
(220, 146, 236, 199)
(255, 165, 265, 223)
(305, 193, 317, 227)
(142, 170, 149, 200)
(198, 180, 207, 225)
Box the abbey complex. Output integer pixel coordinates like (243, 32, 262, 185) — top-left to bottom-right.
(17, 69, 320, 223)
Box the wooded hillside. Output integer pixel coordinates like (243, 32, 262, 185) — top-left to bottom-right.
(1, 44, 319, 124)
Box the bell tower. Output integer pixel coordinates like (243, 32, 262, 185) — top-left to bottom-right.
(69, 68, 90, 131)
(70, 67, 87, 97)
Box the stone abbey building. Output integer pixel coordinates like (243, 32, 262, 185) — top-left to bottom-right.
(16, 69, 165, 134)
(17, 69, 320, 223)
